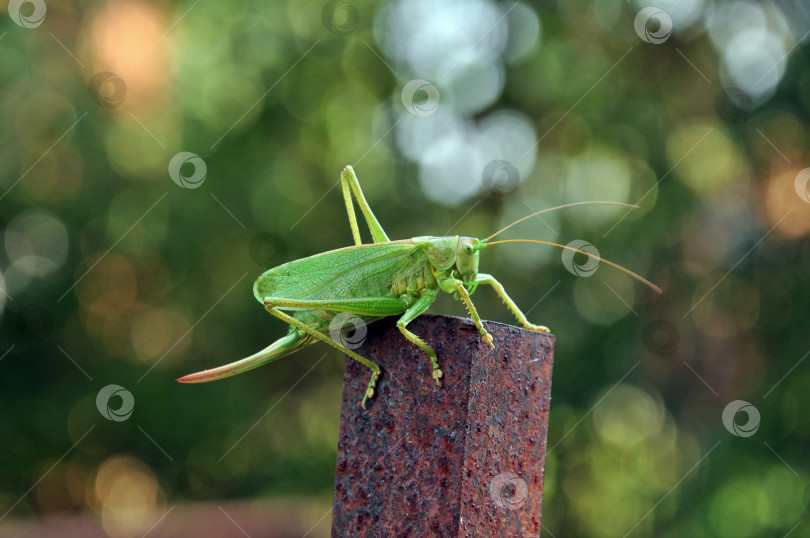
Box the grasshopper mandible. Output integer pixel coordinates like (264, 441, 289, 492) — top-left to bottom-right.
(178, 166, 661, 408)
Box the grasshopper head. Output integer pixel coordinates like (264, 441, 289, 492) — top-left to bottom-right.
(456, 237, 482, 283)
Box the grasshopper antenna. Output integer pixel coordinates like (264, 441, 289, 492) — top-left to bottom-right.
(483, 238, 662, 294)
(485, 201, 639, 242)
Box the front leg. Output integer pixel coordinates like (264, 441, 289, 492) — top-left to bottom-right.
(476, 273, 550, 333)
(439, 277, 494, 349)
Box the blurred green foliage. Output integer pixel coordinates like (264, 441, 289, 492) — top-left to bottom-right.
(1, 0, 809, 536)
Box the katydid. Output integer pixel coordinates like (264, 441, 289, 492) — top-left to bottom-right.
(178, 166, 661, 408)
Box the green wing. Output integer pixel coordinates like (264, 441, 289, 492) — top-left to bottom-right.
(253, 240, 425, 305)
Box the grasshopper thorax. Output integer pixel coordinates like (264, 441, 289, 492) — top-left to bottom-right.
(413, 236, 482, 284)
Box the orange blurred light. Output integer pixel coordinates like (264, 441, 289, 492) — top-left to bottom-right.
(763, 166, 810, 238)
(93, 456, 165, 536)
(87, 1, 172, 107)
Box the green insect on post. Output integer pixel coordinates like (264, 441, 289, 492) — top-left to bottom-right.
(178, 166, 661, 408)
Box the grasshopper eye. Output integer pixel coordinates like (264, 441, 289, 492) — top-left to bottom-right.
(463, 243, 473, 254)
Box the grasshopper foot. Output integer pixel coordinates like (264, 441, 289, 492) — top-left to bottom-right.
(523, 322, 550, 333)
(428, 355, 443, 387)
(361, 370, 381, 409)
(482, 330, 495, 349)
(361, 387, 374, 409)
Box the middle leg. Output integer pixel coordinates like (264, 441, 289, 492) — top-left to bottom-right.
(395, 292, 443, 385)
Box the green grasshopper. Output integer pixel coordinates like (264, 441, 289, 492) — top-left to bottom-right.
(178, 166, 661, 407)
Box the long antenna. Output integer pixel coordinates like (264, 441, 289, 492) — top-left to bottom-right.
(484, 238, 662, 293)
(485, 201, 639, 242)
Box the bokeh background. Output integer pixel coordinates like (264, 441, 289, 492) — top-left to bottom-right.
(2, 0, 809, 536)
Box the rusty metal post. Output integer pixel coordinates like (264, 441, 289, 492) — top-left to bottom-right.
(331, 314, 555, 537)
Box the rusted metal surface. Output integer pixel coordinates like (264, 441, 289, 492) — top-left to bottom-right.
(332, 314, 554, 537)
